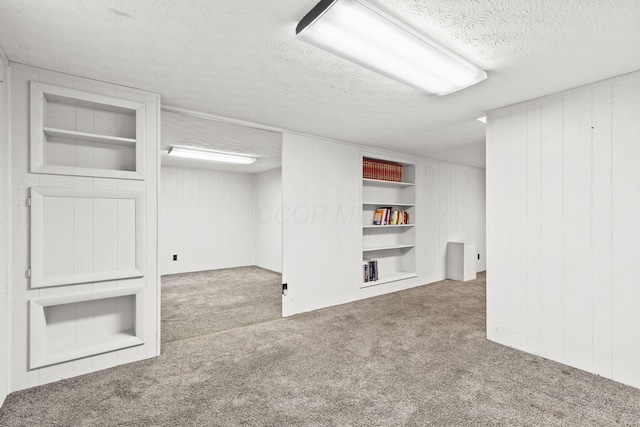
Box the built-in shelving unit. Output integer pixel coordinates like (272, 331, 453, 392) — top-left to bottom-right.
(21, 76, 158, 380)
(361, 156, 416, 288)
(30, 82, 146, 180)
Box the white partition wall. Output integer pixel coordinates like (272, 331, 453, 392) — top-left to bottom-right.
(255, 168, 282, 273)
(9, 63, 160, 392)
(282, 133, 485, 317)
(0, 49, 10, 407)
(282, 134, 362, 316)
(160, 167, 256, 275)
(486, 71, 640, 389)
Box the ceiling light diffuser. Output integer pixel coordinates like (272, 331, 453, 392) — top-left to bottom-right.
(476, 116, 487, 123)
(295, 0, 487, 96)
(168, 147, 257, 164)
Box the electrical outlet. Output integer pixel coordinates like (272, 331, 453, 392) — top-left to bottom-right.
(282, 283, 288, 295)
(173, 254, 178, 261)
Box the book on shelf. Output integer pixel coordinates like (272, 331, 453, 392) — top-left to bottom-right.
(371, 207, 410, 226)
(363, 158, 404, 182)
(364, 259, 378, 282)
(373, 208, 386, 225)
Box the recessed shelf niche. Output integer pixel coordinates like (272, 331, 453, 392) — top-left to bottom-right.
(29, 286, 145, 369)
(30, 81, 146, 180)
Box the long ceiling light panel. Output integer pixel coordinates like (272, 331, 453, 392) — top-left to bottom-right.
(295, 0, 487, 95)
(168, 146, 256, 164)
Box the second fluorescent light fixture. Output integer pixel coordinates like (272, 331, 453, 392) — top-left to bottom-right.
(295, 0, 487, 96)
(168, 147, 256, 164)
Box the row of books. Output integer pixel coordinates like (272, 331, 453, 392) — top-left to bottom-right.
(363, 259, 379, 282)
(373, 207, 410, 225)
(363, 158, 404, 182)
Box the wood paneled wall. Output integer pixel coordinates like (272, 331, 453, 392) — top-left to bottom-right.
(0, 50, 10, 407)
(418, 159, 486, 284)
(255, 168, 282, 273)
(160, 167, 256, 275)
(486, 71, 640, 388)
(282, 133, 486, 316)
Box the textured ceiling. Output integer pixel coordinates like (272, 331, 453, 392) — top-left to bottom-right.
(161, 111, 282, 174)
(1, 0, 640, 168)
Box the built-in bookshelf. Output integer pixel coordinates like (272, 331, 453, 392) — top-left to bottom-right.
(361, 157, 417, 287)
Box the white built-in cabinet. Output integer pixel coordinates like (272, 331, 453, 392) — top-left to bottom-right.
(8, 64, 159, 391)
(361, 157, 417, 287)
(26, 82, 153, 370)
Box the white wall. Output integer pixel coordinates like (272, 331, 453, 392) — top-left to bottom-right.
(255, 168, 282, 273)
(282, 133, 486, 317)
(486, 70, 640, 389)
(0, 48, 10, 407)
(160, 166, 256, 275)
(418, 159, 486, 284)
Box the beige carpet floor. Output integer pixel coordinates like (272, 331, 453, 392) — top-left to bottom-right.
(2, 269, 640, 426)
(161, 266, 282, 343)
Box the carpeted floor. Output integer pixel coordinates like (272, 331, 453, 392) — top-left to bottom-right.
(2, 269, 640, 426)
(161, 266, 282, 343)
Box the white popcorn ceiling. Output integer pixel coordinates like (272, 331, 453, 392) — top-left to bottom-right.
(1, 0, 640, 169)
(161, 111, 282, 173)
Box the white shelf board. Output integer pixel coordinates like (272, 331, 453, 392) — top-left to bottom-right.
(363, 224, 415, 229)
(362, 201, 415, 207)
(361, 272, 418, 288)
(363, 178, 415, 187)
(44, 127, 136, 146)
(38, 332, 143, 368)
(363, 244, 415, 252)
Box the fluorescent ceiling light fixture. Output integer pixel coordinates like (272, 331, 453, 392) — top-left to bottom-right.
(295, 0, 487, 96)
(168, 146, 257, 164)
(476, 116, 486, 123)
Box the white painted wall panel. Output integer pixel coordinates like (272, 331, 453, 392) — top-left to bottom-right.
(539, 97, 564, 361)
(562, 90, 593, 372)
(417, 160, 486, 288)
(611, 75, 640, 387)
(526, 104, 542, 355)
(160, 167, 256, 275)
(591, 85, 613, 377)
(509, 107, 529, 351)
(486, 108, 511, 345)
(486, 70, 640, 389)
(0, 52, 10, 407)
(255, 168, 282, 273)
(282, 134, 361, 316)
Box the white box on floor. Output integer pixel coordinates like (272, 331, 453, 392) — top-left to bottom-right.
(446, 242, 477, 282)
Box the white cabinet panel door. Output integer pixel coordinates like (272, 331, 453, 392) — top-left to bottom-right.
(30, 187, 144, 288)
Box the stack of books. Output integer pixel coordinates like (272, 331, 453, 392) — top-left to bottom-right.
(363, 158, 403, 182)
(372, 207, 410, 225)
(363, 259, 379, 283)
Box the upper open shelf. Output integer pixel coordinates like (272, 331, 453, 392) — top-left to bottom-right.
(43, 127, 137, 146)
(363, 178, 415, 187)
(30, 81, 146, 180)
